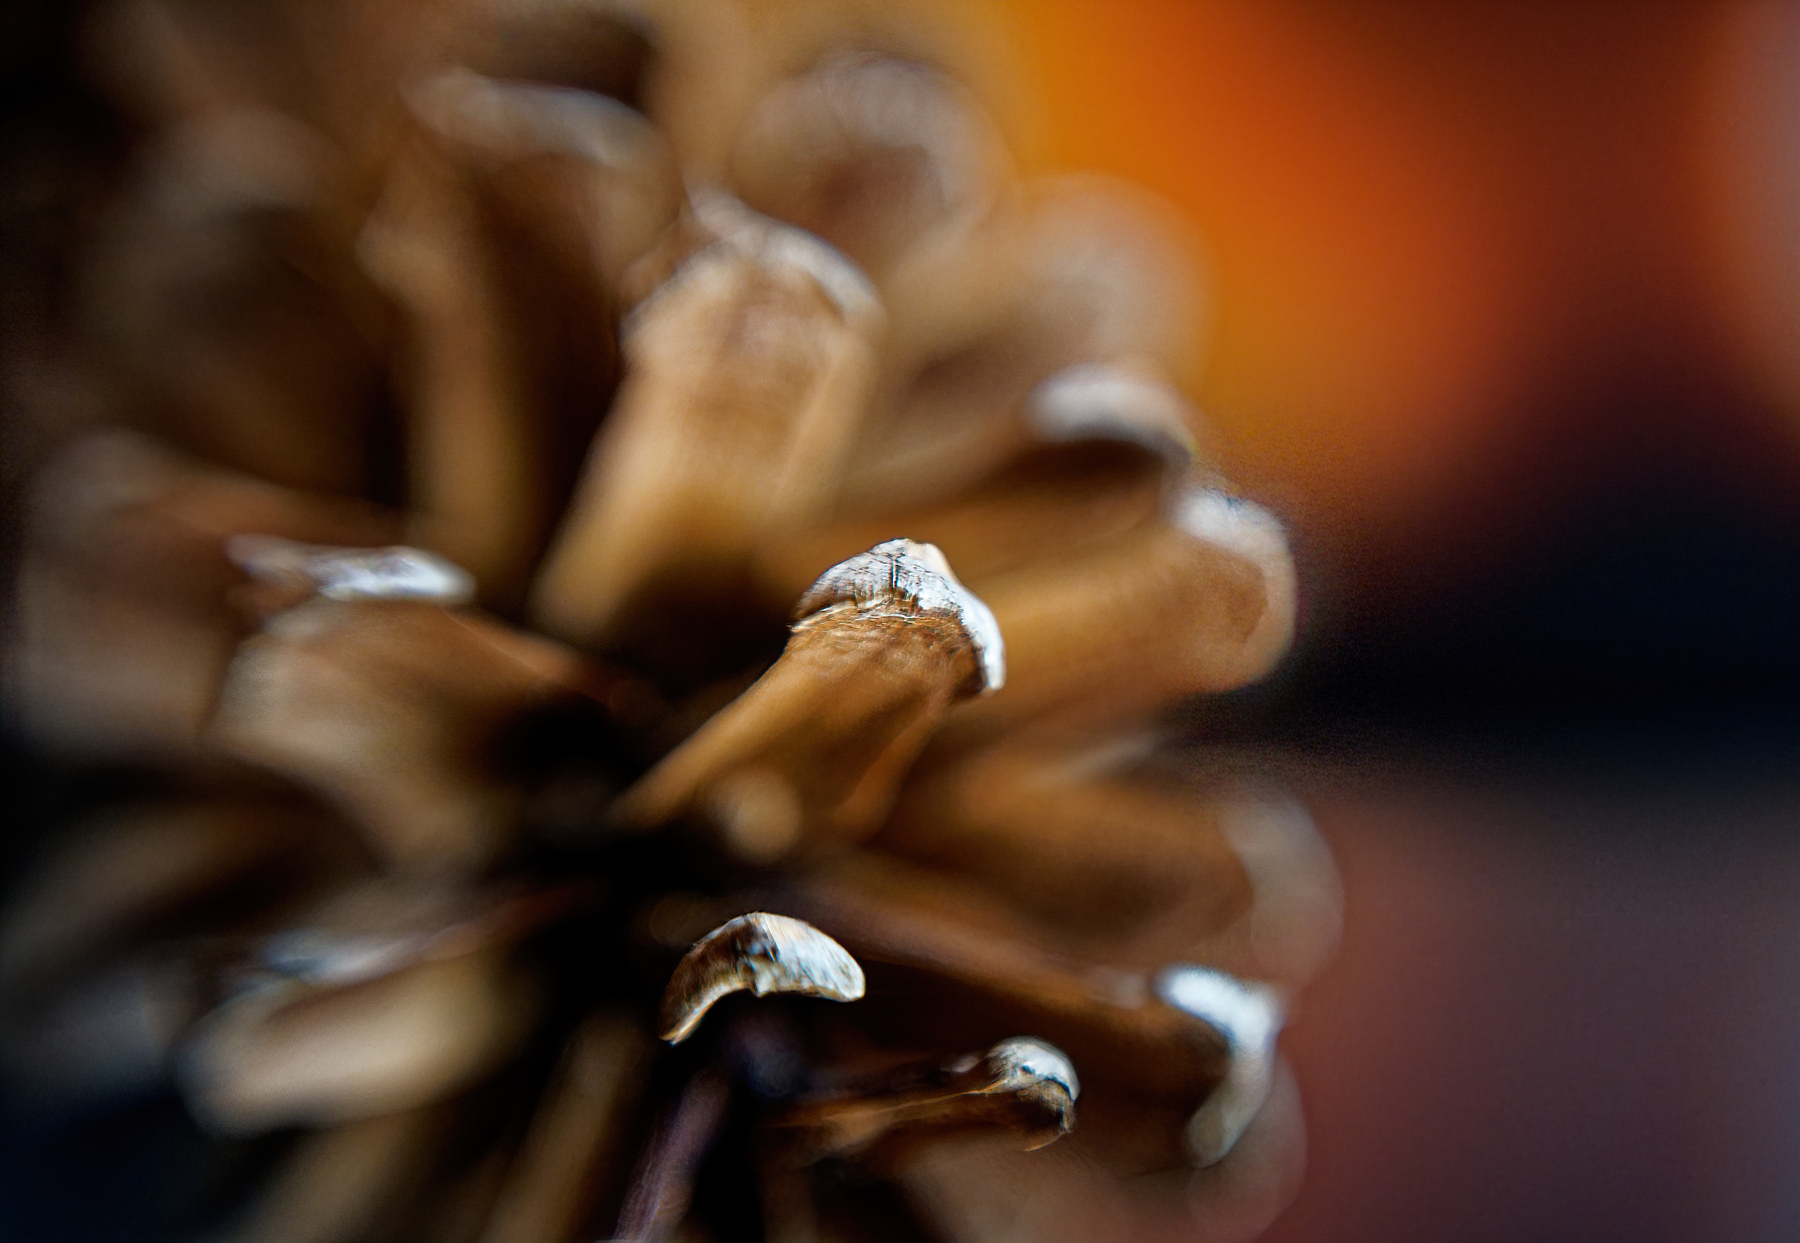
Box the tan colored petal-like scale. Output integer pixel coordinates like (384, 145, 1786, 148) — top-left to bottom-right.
(181, 944, 540, 1134)
(959, 485, 1296, 732)
(209, 597, 617, 875)
(0, 798, 351, 1002)
(773, 853, 1293, 1169)
(9, 433, 398, 758)
(755, 362, 1195, 605)
(617, 540, 999, 861)
(877, 742, 1257, 963)
(529, 194, 884, 673)
(847, 177, 1208, 507)
(362, 70, 681, 606)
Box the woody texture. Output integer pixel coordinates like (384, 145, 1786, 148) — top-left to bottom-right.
(0, 2, 1340, 1242)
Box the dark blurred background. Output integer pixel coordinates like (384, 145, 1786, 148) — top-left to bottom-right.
(7, 0, 1800, 1240)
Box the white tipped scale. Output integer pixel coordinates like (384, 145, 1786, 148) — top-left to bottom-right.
(1155, 965, 1283, 1166)
(529, 196, 884, 657)
(400, 68, 682, 287)
(794, 537, 1004, 696)
(179, 945, 539, 1135)
(1169, 488, 1294, 577)
(179, 882, 577, 1138)
(981, 1035, 1080, 1104)
(209, 599, 592, 876)
(8, 436, 402, 758)
(976, 1036, 1080, 1149)
(226, 535, 476, 606)
(781, 1035, 1080, 1162)
(1172, 487, 1298, 692)
(658, 913, 864, 1045)
(781, 857, 1299, 1168)
(782, 858, 1244, 1100)
(1024, 363, 1197, 471)
(614, 541, 1001, 854)
(1210, 797, 1345, 988)
(686, 189, 885, 332)
(407, 69, 663, 173)
(877, 743, 1343, 992)
(962, 481, 1296, 729)
(845, 176, 1207, 506)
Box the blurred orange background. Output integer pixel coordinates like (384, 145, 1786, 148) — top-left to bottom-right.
(986, 1, 1800, 611)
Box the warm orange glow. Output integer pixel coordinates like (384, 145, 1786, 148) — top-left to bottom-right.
(988, 1, 1735, 576)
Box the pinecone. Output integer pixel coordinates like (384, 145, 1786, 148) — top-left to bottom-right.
(1, 3, 1340, 1241)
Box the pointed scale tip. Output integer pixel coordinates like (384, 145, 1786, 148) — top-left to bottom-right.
(658, 912, 864, 1044)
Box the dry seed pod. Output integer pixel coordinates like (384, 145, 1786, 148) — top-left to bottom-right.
(529, 193, 883, 672)
(659, 912, 865, 1044)
(780, 1036, 1078, 1165)
(959, 485, 1296, 731)
(8, 3, 1325, 1235)
(728, 52, 1008, 278)
(8, 432, 399, 757)
(616, 540, 1000, 862)
(209, 597, 613, 875)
